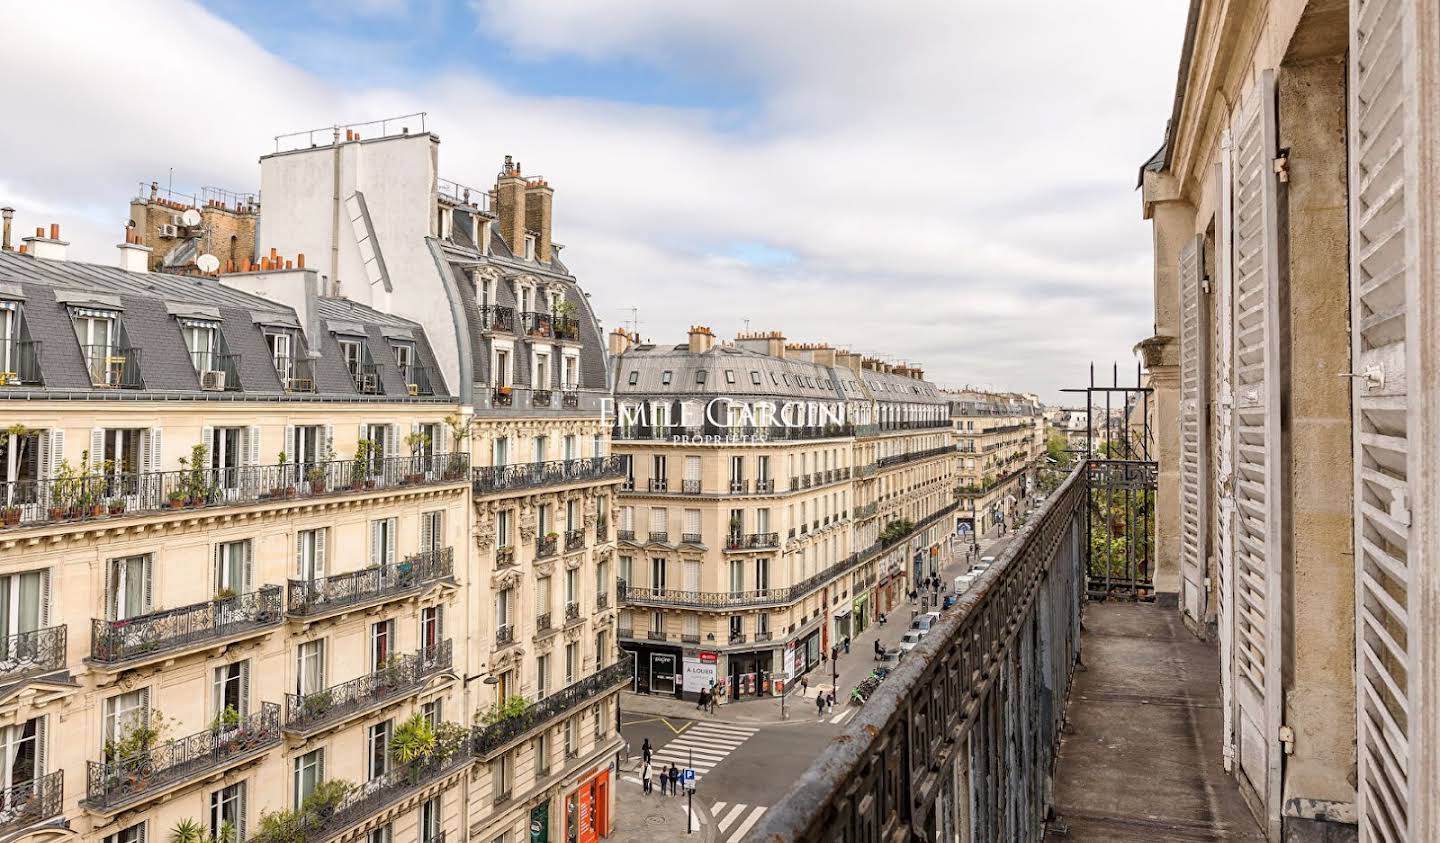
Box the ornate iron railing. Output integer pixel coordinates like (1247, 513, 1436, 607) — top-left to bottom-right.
(561, 391, 579, 408)
(86, 702, 282, 810)
(565, 602, 580, 623)
(472, 656, 633, 756)
(537, 612, 553, 633)
(284, 642, 452, 733)
(480, 305, 515, 333)
(81, 344, 144, 389)
(92, 587, 281, 664)
(0, 769, 62, 835)
(190, 351, 242, 391)
(565, 529, 585, 552)
(286, 547, 453, 616)
(471, 456, 625, 495)
(725, 532, 779, 551)
(493, 387, 514, 406)
(496, 624, 514, 646)
(876, 445, 954, 469)
(648, 531, 669, 543)
(536, 535, 557, 557)
(0, 625, 66, 682)
(352, 362, 384, 395)
(532, 389, 553, 407)
(0, 453, 468, 531)
(749, 467, 1085, 842)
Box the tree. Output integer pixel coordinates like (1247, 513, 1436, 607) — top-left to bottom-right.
(1045, 434, 1073, 467)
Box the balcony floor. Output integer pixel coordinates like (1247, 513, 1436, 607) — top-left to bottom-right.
(1048, 603, 1264, 841)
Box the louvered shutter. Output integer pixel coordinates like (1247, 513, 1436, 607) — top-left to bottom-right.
(295, 532, 305, 578)
(35, 715, 46, 776)
(243, 541, 254, 592)
(285, 425, 295, 459)
(213, 544, 224, 593)
(1214, 146, 1239, 770)
(315, 529, 327, 578)
(143, 428, 162, 473)
(1350, 0, 1427, 838)
(142, 555, 153, 614)
(385, 424, 399, 459)
(420, 512, 434, 555)
(39, 569, 50, 628)
(89, 428, 104, 470)
(1229, 68, 1283, 835)
(321, 425, 333, 459)
(201, 427, 214, 467)
(385, 518, 396, 565)
(1178, 235, 1208, 624)
(244, 426, 260, 467)
(240, 660, 251, 715)
(370, 521, 382, 566)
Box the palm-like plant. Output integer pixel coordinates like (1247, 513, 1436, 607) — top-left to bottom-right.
(389, 712, 436, 766)
(169, 818, 236, 843)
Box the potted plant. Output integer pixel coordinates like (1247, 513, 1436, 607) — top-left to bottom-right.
(166, 488, 185, 509)
(442, 414, 473, 479)
(402, 431, 430, 483)
(0, 505, 19, 527)
(389, 712, 437, 768)
(351, 439, 373, 490)
(307, 445, 334, 494)
(209, 705, 242, 734)
(168, 817, 236, 843)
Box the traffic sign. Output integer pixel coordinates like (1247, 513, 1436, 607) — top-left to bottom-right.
(683, 768, 696, 789)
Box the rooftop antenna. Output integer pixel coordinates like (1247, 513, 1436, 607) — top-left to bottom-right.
(742, 317, 751, 333)
(625, 306, 640, 337)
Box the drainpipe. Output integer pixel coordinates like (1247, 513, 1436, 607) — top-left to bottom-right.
(331, 126, 342, 297)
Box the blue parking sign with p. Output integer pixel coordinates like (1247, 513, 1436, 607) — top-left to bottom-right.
(683, 769, 696, 788)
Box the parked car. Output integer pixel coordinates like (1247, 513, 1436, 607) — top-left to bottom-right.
(899, 630, 925, 655)
(911, 611, 942, 634)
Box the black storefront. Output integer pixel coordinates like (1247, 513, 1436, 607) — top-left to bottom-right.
(621, 641, 684, 699)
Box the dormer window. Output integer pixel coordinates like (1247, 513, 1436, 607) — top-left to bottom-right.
(725, 370, 736, 385)
(628, 371, 639, 385)
(661, 371, 673, 385)
(695, 370, 707, 385)
(338, 336, 382, 395)
(70, 306, 141, 389)
(525, 234, 537, 261)
(750, 371, 761, 386)
(180, 318, 238, 391)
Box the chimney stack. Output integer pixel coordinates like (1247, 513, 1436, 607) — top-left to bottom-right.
(609, 327, 634, 357)
(21, 223, 67, 261)
(495, 156, 528, 259)
(734, 330, 787, 359)
(687, 325, 715, 353)
(0, 207, 12, 251)
(117, 227, 152, 273)
(524, 178, 553, 263)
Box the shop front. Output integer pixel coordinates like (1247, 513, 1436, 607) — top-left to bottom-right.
(912, 549, 925, 584)
(929, 544, 941, 577)
(724, 648, 775, 701)
(531, 801, 551, 843)
(874, 574, 894, 614)
(564, 767, 611, 843)
(798, 627, 822, 677)
(852, 592, 871, 634)
(620, 642, 684, 699)
(833, 603, 852, 641)
(681, 650, 719, 702)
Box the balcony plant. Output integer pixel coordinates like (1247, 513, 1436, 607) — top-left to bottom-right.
(477, 695, 530, 726)
(176, 443, 212, 507)
(402, 431, 430, 484)
(300, 690, 333, 721)
(209, 705, 242, 734)
(169, 818, 236, 843)
(166, 488, 186, 509)
(351, 439, 374, 490)
(441, 414, 473, 480)
(0, 504, 17, 526)
(256, 779, 354, 843)
(270, 451, 296, 498)
(307, 445, 335, 493)
(389, 712, 436, 765)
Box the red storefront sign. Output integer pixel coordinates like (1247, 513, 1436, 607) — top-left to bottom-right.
(698, 651, 718, 663)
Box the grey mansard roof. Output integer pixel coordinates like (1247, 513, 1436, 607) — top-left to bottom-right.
(0, 250, 449, 401)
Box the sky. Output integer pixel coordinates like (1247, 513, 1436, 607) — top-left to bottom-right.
(0, 0, 1186, 405)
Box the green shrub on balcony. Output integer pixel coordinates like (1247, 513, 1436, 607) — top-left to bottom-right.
(257, 779, 354, 843)
(478, 695, 530, 725)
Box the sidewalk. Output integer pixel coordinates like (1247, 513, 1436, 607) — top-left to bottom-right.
(610, 755, 715, 843)
(621, 528, 1011, 725)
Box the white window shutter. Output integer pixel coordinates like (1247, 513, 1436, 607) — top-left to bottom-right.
(89, 428, 104, 470)
(420, 513, 433, 554)
(386, 518, 397, 564)
(245, 426, 261, 467)
(1350, 0, 1424, 837)
(315, 529, 327, 577)
(1178, 234, 1207, 626)
(142, 556, 153, 614)
(358, 424, 368, 450)
(144, 427, 163, 474)
(243, 540, 254, 592)
(296, 532, 305, 577)
(213, 544, 224, 593)
(40, 570, 50, 627)
(284, 425, 295, 460)
(370, 521, 382, 566)
(321, 425, 334, 459)
(1228, 68, 1282, 835)
(385, 424, 399, 459)
(240, 660, 251, 715)
(201, 427, 214, 465)
(35, 715, 47, 776)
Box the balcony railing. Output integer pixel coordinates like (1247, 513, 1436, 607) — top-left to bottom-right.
(91, 586, 281, 665)
(681, 532, 703, 544)
(536, 535, 557, 557)
(617, 529, 635, 542)
(554, 317, 580, 341)
(532, 389, 553, 407)
(493, 387, 514, 406)
(480, 305, 515, 333)
(472, 656, 634, 756)
(755, 479, 774, 493)
(495, 546, 516, 567)
(648, 531, 669, 543)
(725, 532, 779, 551)
(537, 612, 553, 633)
(750, 467, 1085, 843)
(351, 362, 383, 395)
(81, 344, 143, 389)
(0, 339, 43, 386)
(561, 391, 579, 409)
(681, 480, 702, 493)
(565, 602, 580, 623)
(648, 478, 668, 492)
(730, 479, 749, 494)
(646, 630, 668, 641)
(0, 453, 469, 532)
(190, 351, 242, 391)
(496, 624, 514, 646)
(284, 642, 452, 734)
(596, 592, 609, 610)
(472, 456, 625, 495)
(877, 445, 955, 468)
(86, 702, 282, 811)
(403, 363, 437, 397)
(521, 311, 554, 338)
(0, 625, 66, 683)
(286, 548, 454, 617)
(565, 529, 585, 552)
(273, 355, 317, 393)
(0, 769, 62, 836)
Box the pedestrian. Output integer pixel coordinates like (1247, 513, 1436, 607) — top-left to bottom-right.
(696, 688, 707, 711)
(668, 764, 680, 796)
(642, 737, 653, 765)
(843, 636, 850, 655)
(827, 691, 837, 713)
(643, 761, 653, 794)
(873, 639, 883, 660)
(817, 693, 826, 720)
(707, 688, 718, 713)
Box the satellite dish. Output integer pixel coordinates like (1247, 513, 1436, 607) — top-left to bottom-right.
(180, 208, 202, 227)
(196, 254, 220, 273)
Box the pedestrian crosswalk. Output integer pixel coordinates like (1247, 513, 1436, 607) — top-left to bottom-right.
(828, 706, 857, 726)
(712, 801, 767, 843)
(648, 722, 759, 783)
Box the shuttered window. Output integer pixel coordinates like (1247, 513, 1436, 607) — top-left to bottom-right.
(1178, 235, 1208, 624)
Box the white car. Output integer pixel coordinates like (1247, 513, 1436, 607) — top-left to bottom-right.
(898, 630, 926, 655)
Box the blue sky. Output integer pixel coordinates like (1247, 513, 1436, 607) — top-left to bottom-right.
(0, 0, 1189, 404)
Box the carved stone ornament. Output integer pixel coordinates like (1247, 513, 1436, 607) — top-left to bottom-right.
(492, 646, 525, 669)
(595, 547, 613, 564)
(535, 559, 556, 578)
(564, 555, 583, 571)
(475, 522, 495, 551)
(563, 623, 585, 642)
(519, 511, 537, 542)
(533, 634, 555, 654)
(583, 510, 597, 529)
(492, 569, 522, 590)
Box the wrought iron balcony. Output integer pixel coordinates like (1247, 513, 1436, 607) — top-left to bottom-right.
(648, 530, 669, 543)
(284, 642, 452, 735)
(492, 386, 514, 406)
(728, 633, 747, 644)
(596, 592, 609, 610)
(681, 634, 701, 644)
(85, 702, 282, 812)
(286, 547, 454, 617)
(536, 535, 557, 557)
(0, 625, 66, 683)
(91, 587, 281, 666)
(521, 311, 554, 338)
(536, 612, 553, 633)
(595, 523, 609, 541)
(616, 626, 633, 639)
(755, 479, 774, 493)
(403, 363, 437, 397)
(725, 532, 779, 551)
(681, 532, 703, 544)
(565, 602, 580, 623)
(472, 456, 625, 495)
(480, 305, 515, 333)
(190, 351, 242, 391)
(532, 389, 553, 407)
(351, 362, 384, 395)
(495, 546, 516, 567)
(755, 631, 773, 641)
(648, 478, 668, 492)
(273, 354, 317, 393)
(472, 655, 634, 756)
(81, 344, 144, 389)
(617, 529, 636, 542)
(0, 339, 43, 386)
(0, 769, 62, 836)
(561, 391, 579, 408)
(681, 479, 702, 493)
(876, 445, 954, 468)
(496, 624, 514, 646)
(646, 630, 668, 641)
(0, 453, 468, 532)
(565, 529, 585, 551)
(730, 479, 749, 493)
(553, 316, 580, 341)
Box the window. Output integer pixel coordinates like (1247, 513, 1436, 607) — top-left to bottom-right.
(684, 509, 701, 539)
(683, 614, 699, 638)
(0, 717, 40, 800)
(758, 614, 771, 635)
(538, 503, 552, 536)
(595, 630, 609, 668)
(755, 559, 771, 592)
(536, 577, 551, 616)
(494, 349, 511, 388)
(420, 510, 443, 554)
(493, 751, 512, 798)
(104, 689, 148, 756)
(106, 554, 150, 620)
(184, 321, 219, 373)
(565, 568, 578, 607)
(649, 507, 667, 536)
(498, 509, 513, 547)
(695, 370, 707, 384)
(209, 781, 245, 843)
(422, 699, 442, 730)
(496, 588, 513, 630)
(533, 435, 547, 463)
(627, 371, 638, 385)
(650, 559, 667, 593)
(266, 330, 294, 381)
(725, 369, 736, 384)
(339, 338, 363, 377)
(564, 435, 577, 461)
(661, 370, 672, 385)
(0, 570, 48, 640)
(750, 371, 761, 385)
(296, 639, 325, 695)
(212, 661, 249, 720)
(72, 309, 118, 384)
(562, 356, 579, 390)
(371, 517, 397, 566)
(421, 605, 443, 650)
(596, 560, 609, 597)
(536, 654, 550, 698)
(729, 616, 743, 640)
(618, 556, 632, 585)
(564, 717, 578, 757)
(367, 826, 392, 843)
(390, 342, 414, 384)
(291, 425, 322, 470)
(535, 353, 549, 388)
(420, 796, 441, 843)
(214, 539, 252, 595)
(371, 619, 395, 670)
(367, 720, 392, 780)
(534, 730, 550, 777)
(105, 823, 147, 843)
(729, 561, 744, 595)
(565, 641, 578, 685)
(294, 748, 324, 808)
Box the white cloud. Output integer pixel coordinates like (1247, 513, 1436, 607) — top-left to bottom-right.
(0, 0, 1185, 403)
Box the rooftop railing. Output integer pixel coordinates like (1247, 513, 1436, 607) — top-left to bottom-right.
(91, 586, 281, 665)
(190, 351, 242, 391)
(286, 547, 454, 617)
(85, 702, 282, 812)
(81, 344, 143, 389)
(0, 453, 468, 532)
(0, 340, 43, 387)
(437, 176, 493, 213)
(471, 456, 625, 495)
(751, 467, 1085, 842)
